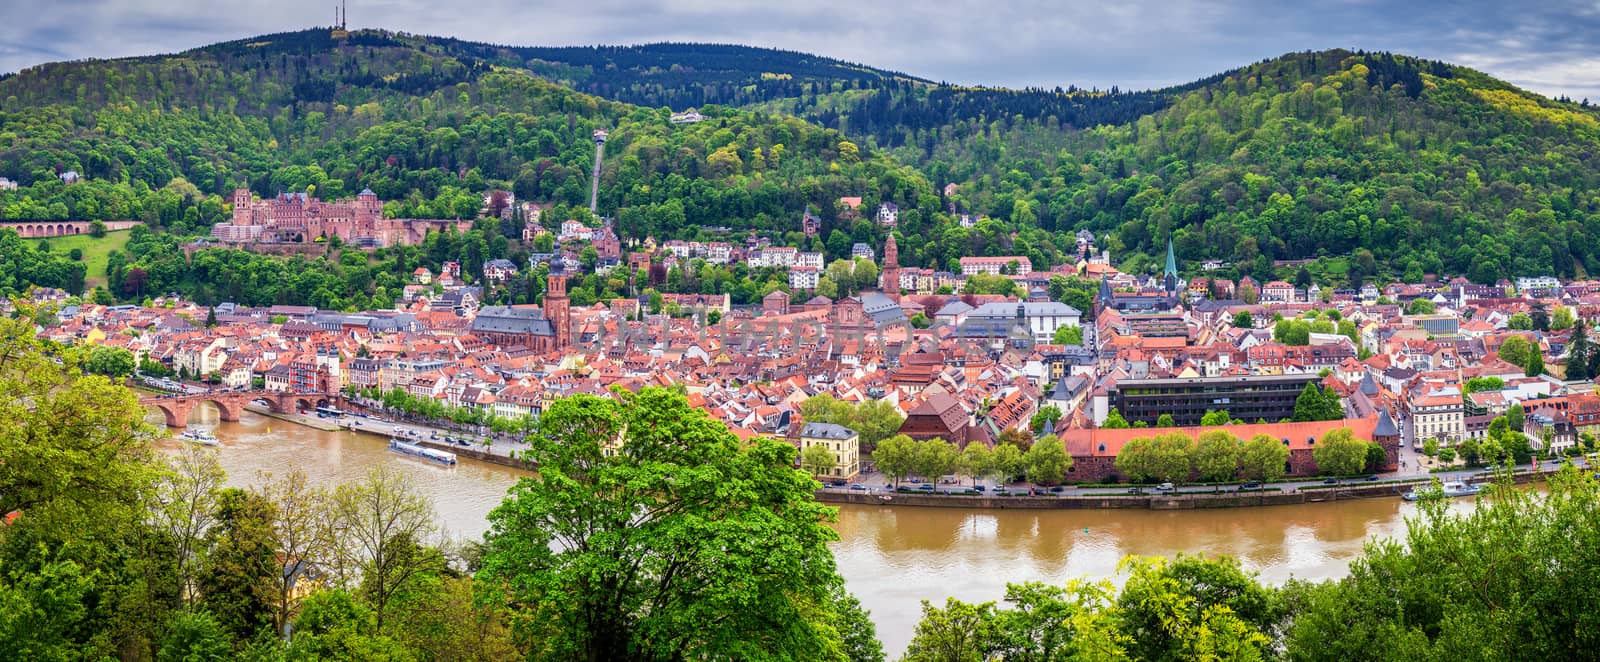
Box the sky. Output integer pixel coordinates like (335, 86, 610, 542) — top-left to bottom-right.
(2, 0, 1599, 100)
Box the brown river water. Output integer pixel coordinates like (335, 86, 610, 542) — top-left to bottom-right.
(157, 405, 1474, 656)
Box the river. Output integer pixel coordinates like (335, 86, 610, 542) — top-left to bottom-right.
(158, 405, 1468, 656)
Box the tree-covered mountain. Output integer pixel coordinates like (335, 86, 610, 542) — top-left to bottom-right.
(936, 50, 1600, 284)
(506, 42, 1600, 284)
(5, 29, 1600, 289)
(0, 28, 932, 240)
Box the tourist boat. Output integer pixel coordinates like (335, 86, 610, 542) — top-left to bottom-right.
(177, 429, 220, 447)
(388, 438, 457, 466)
(1402, 480, 1481, 501)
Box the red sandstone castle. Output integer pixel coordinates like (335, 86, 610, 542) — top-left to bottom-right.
(211, 188, 469, 247)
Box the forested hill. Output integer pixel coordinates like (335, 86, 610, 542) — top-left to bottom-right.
(0, 28, 932, 241)
(935, 49, 1600, 284)
(5, 28, 1600, 286)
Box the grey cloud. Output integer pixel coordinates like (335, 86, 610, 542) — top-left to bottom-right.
(0, 0, 1596, 99)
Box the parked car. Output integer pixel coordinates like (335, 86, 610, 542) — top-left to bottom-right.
(972, 485, 986, 492)
(1364, 474, 1380, 481)
(1127, 487, 1143, 495)
(917, 484, 934, 491)
(1156, 482, 1175, 492)
(1322, 477, 1339, 485)
(1241, 481, 1262, 490)
(849, 484, 868, 491)
(1049, 486, 1066, 493)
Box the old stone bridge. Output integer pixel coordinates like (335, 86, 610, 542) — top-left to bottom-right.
(140, 390, 343, 428)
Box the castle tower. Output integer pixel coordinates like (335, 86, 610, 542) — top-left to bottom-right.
(231, 188, 253, 225)
(545, 270, 571, 350)
(881, 233, 900, 295)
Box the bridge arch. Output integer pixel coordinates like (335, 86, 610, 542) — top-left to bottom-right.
(142, 395, 245, 428)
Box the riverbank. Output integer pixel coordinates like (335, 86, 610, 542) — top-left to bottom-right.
(242, 403, 344, 431)
(815, 469, 1556, 510)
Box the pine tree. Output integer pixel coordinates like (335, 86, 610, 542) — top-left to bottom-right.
(1526, 349, 1545, 377)
(205, 306, 218, 328)
(1567, 320, 1591, 381)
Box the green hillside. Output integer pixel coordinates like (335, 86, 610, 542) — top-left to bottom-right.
(484, 43, 1600, 284)
(4, 30, 1600, 290)
(0, 29, 931, 238)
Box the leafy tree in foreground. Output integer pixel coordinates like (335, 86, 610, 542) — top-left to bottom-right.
(479, 387, 877, 661)
(197, 488, 278, 642)
(1284, 467, 1600, 660)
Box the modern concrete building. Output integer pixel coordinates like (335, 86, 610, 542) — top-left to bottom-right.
(1107, 373, 1322, 427)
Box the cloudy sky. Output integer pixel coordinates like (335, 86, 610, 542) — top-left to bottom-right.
(3, 0, 1599, 100)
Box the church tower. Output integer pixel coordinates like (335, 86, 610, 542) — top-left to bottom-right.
(881, 233, 900, 295)
(545, 270, 571, 350)
(1163, 236, 1179, 295)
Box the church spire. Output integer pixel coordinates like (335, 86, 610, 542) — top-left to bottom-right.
(1163, 235, 1178, 295)
(1164, 236, 1178, 279)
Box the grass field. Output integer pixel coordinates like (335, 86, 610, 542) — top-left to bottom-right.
(40, 230, 131, 289)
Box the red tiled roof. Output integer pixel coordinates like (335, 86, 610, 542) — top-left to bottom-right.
(1059, 416, 1381, 458)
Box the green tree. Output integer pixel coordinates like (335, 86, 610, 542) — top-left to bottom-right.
(1102, 408, 1131, 429)
(1199, 410, 1231, 426)
(1404, 298, 1436, 315)
(1023, 434, 1072, 486)
(1498, 335, 1534, 367)
(1508, 312, 1534, 330)
(1240, 434, 1289, 482)
(257, 468, 335, 636)
(1526, 348, 1545, 377)
(1567, 319, 1591, 381)
(1293, 382, 1343, 422)
(157, 610, 233, 662)
(1051, 325, 1083, 346)
(902, 598, 997, 662)
(802, 443, 839, 478)
(1551, 306, 1575, 331)
(1422, 438, 1439, 458)
(198, 488, 279, 641)
(1156, 413, 1176, 428)
(1364, 442, 1388, 473)
(1030, 405, 1063, 433)
(332, 465, 438, 631)
(873, 434, 916, 487)
(1506, 403, 1525, 433)
(1117, 555, 1276, 662)
(479, 388, 861, 661)
(1233, 310, 1253, 328)
(1285, 467, 1600, 660)
(84, 344, 136, 378)
(1193, 431, 1243, 483)
(913, 438, 961, 483)
(153, 444, 227, 608)
(990, 443, 1025, 483)
(1311, 428, 1368, 475)
(958, 442, 994, 485)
